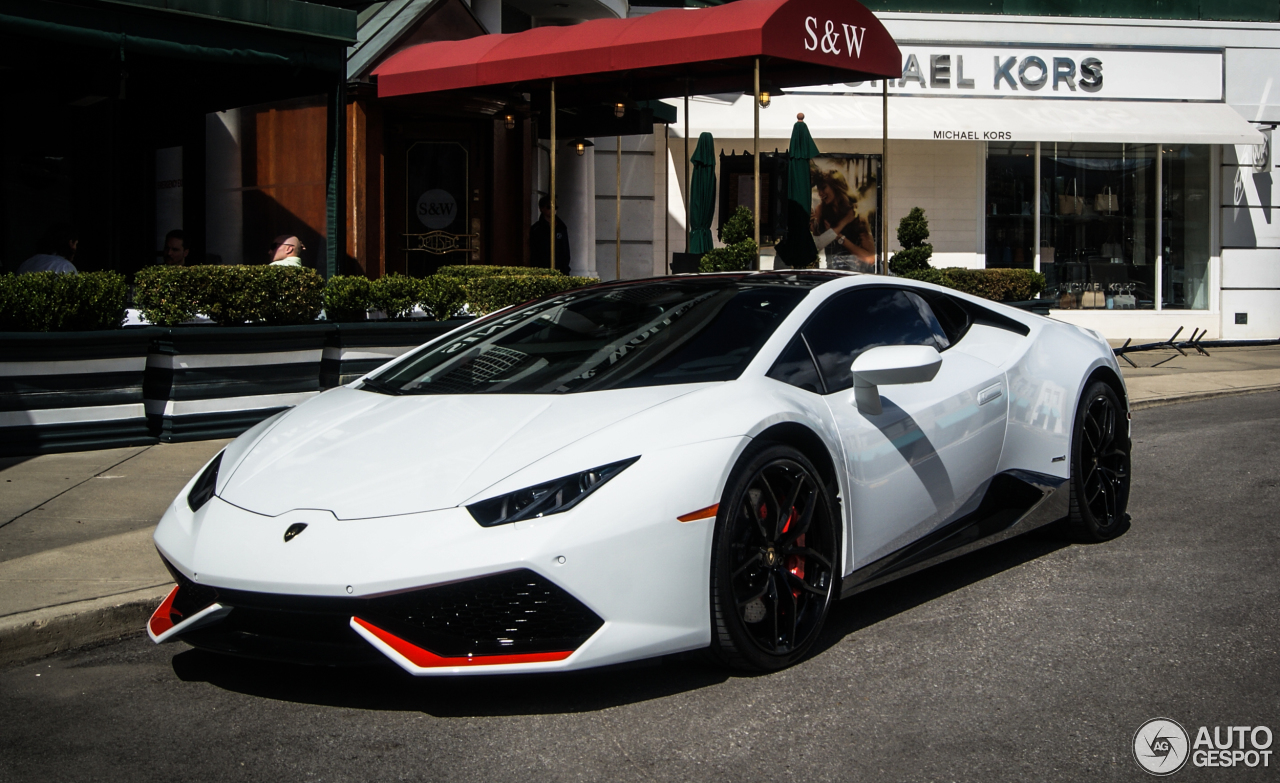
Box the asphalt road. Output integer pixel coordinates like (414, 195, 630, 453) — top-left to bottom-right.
(3, 392, 1278, 782)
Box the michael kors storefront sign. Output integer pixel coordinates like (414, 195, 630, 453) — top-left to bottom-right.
(791, 44, 1223, 102)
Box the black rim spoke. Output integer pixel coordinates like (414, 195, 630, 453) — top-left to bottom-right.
(783, 546, 833, 571)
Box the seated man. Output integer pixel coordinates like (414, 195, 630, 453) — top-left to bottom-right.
(18, 224, 79, 274)
(162, 229, 190, 266)
(269, 235, 305, 267)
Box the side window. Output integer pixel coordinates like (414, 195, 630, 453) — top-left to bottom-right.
(766, 334, 824, 394)
(801, 287, 944, 394)
(917, 290, 971, 346)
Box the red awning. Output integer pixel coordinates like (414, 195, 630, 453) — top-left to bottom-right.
(373, 0, 900, 101)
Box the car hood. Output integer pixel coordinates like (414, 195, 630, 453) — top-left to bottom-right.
(216, 385, 700, 519)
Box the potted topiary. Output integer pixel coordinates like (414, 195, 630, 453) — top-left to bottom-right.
(699, 206, 758, 273)
(0, 271, 158, 456)
(888, 207, 933, 275)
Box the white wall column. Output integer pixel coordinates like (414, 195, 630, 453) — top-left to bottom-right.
(558, 140, 597, 278)
(205, 109, 242, 266)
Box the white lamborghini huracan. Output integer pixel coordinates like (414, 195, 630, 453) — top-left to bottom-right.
(148, 271, 1131, 675)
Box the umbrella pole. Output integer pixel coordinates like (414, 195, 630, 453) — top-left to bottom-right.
(616, 134, 622, 280)
(684, 80, 690, 252)
(550, 79, 557, 270)
(664, 123, 670, 274)
(753, 57, 760, 268)
(880, 77, 887, 275)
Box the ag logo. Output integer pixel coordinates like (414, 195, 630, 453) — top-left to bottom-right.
(1134, 718, 1190, 776)
(416, 188, 457, 230)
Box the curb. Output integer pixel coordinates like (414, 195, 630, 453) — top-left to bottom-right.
(1129, 383, 1280, 411)
(0, 585, 171, 670)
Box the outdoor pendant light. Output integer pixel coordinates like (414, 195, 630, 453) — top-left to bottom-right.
(758, 82, 783, 109)
(569, 138, 594, 156)
(504, 114, 516, 130)
(614, 102, 626, 118)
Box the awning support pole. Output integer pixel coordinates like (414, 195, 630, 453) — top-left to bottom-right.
(1155, 144, 1163, 311)
(1033, 141, 1041, 276)
(550, 79, 557, 270)
(684, 80, 690, 252)
(881, 77, 888, 275)
(753, 57, 761, 267)
(616, 134, 622, 280)
(664, 123, 670, 274)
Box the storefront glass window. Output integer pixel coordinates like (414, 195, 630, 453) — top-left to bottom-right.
(1041, 143, 1157, 310)
(985, 142, 1036, 269)
(1162, 145, 1212, 310)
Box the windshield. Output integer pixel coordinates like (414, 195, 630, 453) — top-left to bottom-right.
(366, 275, 827, 395)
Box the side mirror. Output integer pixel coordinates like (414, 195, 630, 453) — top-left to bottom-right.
(850, 345, 942, 415)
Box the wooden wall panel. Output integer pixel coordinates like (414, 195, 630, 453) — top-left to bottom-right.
(239, 95, 328, 266)
(346, 96, 384, 277)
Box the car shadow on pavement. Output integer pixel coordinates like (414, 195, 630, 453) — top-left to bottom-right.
(169, 528, 1077, 717)
(812, 527, 1073, 658)
(170, 646, 733, 717)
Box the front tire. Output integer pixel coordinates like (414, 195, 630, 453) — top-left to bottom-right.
(1064, 381, 1131, 542)
(709, 443, 839, 672)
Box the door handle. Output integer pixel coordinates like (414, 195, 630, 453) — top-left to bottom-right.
(978, 384, 1003, 406)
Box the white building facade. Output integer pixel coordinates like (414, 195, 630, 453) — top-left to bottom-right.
(661, 11, 1278, 340)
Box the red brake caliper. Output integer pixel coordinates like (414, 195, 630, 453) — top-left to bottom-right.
(783, 507, 805, 597)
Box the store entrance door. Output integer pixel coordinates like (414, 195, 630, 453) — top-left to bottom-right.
(403, 140, 475, 275)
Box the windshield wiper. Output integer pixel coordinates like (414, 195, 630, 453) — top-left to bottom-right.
(359, 377, 404, 396)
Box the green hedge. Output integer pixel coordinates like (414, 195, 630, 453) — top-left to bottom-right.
(135, 265, 325, 326)
(465, 275, 599, 315)
(902, 267, 1046, 302)
(436, 265, 561, 279)
(323, 275, 373, 322)
(328, 269, 596, 319)
(0, 271, 128, 332)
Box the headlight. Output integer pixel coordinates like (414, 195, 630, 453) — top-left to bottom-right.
(187, 452, 223, 512)
(467, 457, 639, 527)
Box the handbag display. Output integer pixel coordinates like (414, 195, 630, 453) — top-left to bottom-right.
(1040, 246, 1054, 264)
(1058, 179, 1083, 216)
(1113, 294, 1137, 310)
(1094, 186, 1118, 214)
(1081, 284, 1105, 309)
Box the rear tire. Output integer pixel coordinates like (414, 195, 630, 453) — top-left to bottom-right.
(708, 443, 839, 672)
(1064, 381, 1131, 542)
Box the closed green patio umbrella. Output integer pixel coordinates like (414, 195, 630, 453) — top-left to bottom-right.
(775, 114, 819, 269)
(687, 132, 717, 254)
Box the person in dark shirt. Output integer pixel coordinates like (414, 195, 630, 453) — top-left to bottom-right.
(530, 195, 571, 274)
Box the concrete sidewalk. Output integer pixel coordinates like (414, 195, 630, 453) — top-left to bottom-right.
(3, 345, 1279, 669)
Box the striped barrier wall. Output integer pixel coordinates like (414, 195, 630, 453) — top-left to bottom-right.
(0, 329, 159, 457)
(144, 326, 331, 443)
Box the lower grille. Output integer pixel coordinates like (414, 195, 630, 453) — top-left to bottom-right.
(160, 562, 603, 664)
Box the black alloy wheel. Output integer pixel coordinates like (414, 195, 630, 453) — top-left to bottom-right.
(710, 443, 839, 671)
(1065, 380, 1131, 542)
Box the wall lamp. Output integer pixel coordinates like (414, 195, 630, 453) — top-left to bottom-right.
(504, 114, 516, 130)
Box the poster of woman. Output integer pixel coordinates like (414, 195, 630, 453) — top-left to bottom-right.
(809, 155, 880, 273)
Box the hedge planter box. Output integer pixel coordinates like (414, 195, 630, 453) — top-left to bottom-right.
(0, 328, 160, 457)
(322, 319, 471, 388)
(145, 325, 333, 443)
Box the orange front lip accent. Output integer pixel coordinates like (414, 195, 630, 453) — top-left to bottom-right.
(147, 585, 180, 637)
(677, 503, 719, 522)
(352, 616, 574, 668)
